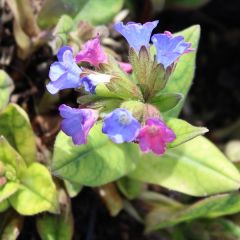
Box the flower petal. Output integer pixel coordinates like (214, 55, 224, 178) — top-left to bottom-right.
(75, 37, 108, 66)
(114, 21, 159, 53)
(102, 108, 141, 144)
(151, 32, 193, 68)
(59, 104, 98, 145)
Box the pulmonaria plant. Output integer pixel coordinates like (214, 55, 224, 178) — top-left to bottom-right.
(47, 20, 195, 156)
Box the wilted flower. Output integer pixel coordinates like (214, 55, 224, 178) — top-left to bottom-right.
(114, 21, 159, 53)
(102, 108, 141, 144)
(137, 118, 176, 155)
(75, 37, 108, 67)
(59, 104, 98, 145)
(151, 31, 193, 68)
(47, 46, 82, 94)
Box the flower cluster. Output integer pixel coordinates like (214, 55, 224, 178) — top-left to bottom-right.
(47, 20, 193, 155)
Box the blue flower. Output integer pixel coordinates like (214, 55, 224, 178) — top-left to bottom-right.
(151, 31, 193, 68)
(47, 46, 82, 94)
(82, 73, 111, 94)
(102, 108, 141, 144)
(114, 21, 159, 53)
(59, 104, 98, 145)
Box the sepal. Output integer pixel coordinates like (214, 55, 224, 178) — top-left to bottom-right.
(129, 47, 171, 100)
(100, 57, 143, 100)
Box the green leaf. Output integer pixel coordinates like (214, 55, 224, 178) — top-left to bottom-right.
(52, 15, 74, 46)
(0, 200, 9, 213)
(36, 188, 73, 240)
(9, 163, 59, 215)
(145, 192, 240, 231)
(150, 93, 183, 113)
(64, 180, 83, 198)
(163, 25, 201, 118)
(51, 123, 139, 186)
(129, 136, 240, 196)
(0, 103, 36, 165)
(0, 182, 19, 203)
(0, 136, 27, 179)
(74, 0, 124, 25)
(0, 70, 14, 111)
(117, 177, 143, 200)
(37, 0, 85, 28)
(166, 118, 208, 147)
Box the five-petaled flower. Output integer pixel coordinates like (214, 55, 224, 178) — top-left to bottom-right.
(47, 46, 82, 94)
(114, 21, 159, 53)
(102, 108, 141, 144)
(137, 118, 176, 155)
(59, 104, 98, 145)
(151, 31, 193, 68)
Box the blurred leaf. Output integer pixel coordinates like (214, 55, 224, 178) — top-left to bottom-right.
(74, 0, 124, 26)
(150, 93, 183, 113)
(129, 136, 240, 196)
(6, 0, 37, 59)
(9, 163, 59, 215)
(0, 212, 24, 240)
(165, 0, 210, 9)
(51, 123, 139, 186)
(0, 70, 14, 112)
(51, 15, 75, 49)
(38, 0, 124, 28)
(36, 188, 73, 240)
(0, 103, 37, 165)
(166, 118, 208, 147)
(117, 177, 143, 200)
(0, 182, 19, 203)
(0, 201, 9, 213)
(163, 25, 201, 118)
(145, 192, 240, 231)
(96, 183, 123, 216)
(0, 136, 27, 179)
(225, 140, 240, 162)
(64, 180, 83, 198)
(37, 0, 85, 28)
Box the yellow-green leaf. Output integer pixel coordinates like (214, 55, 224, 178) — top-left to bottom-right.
(51, 123, 139, 186)
(0, 103, 36, 165)
(9, 163, 59, 215)
(130, 136, 240, 196)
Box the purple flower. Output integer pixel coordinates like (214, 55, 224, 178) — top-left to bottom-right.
(82, 73, 111, 94)
(102, 108, 141, 144)
(136, 118, 176, 155)
(47, 46, 82, 94)
(75, 37, 108, 67)
(151, 31, 193, 68)
(59, 104, 98, 145)
(114, 21, 159, 53)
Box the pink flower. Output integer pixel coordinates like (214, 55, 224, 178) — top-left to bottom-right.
(118, 62, 132, 73)
(137, 118, 176, 155)
(76, 37, 132, 73)
(75, 37, 108, 67)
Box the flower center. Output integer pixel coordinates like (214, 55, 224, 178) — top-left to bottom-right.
(148, 125, 159, 136)
(118, 112, 131, 125)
